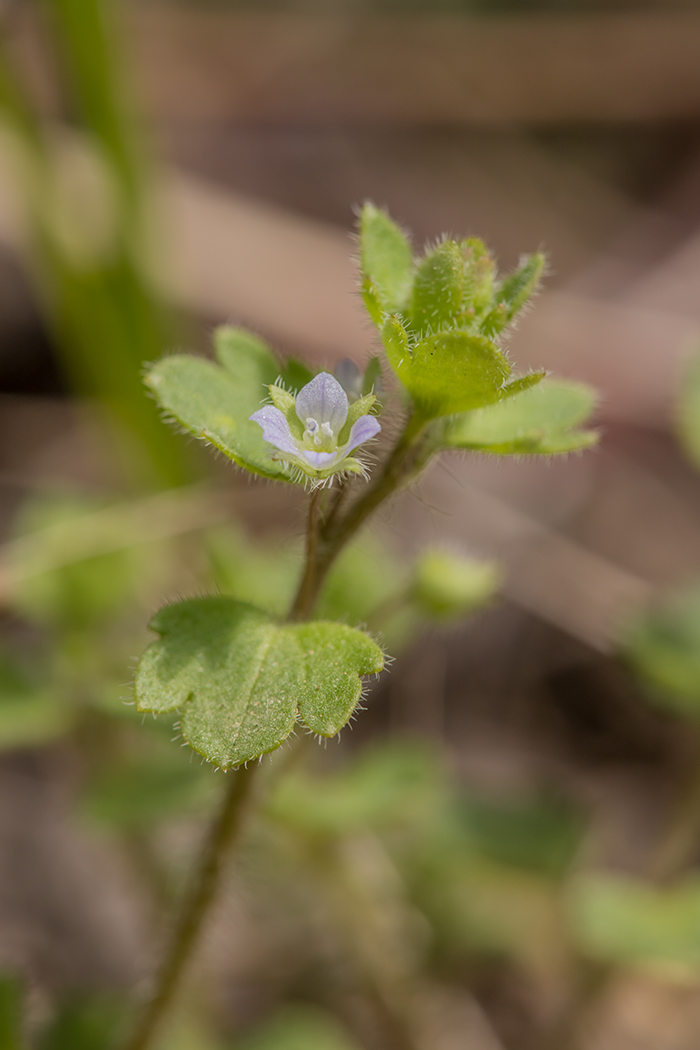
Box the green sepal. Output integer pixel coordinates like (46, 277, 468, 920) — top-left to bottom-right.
(339, 457, 366, 476)
(409, 240, 464, 335)
(135, 597, 384, 769)
(338, 394, 377, 445)
(442, 379, 598, 455)
(268, 383, 304, 440)
(268, 384, 295, 414)
(359, 203, 413, 318)
(146, 326, 295, 482)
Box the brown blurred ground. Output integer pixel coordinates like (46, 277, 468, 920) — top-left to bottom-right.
(4, 2, 700, 1047)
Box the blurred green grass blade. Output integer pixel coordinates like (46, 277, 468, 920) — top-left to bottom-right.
(0, 5, 190, 487)
(44, 0, 142, 213)
(0, 974, 24, 1050)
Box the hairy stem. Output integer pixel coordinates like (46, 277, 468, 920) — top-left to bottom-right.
(289, 412, 429, 622)
(288, 486, 323, 622)
(123, 762, 258, 1050)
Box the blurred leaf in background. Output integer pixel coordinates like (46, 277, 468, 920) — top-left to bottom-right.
(232, 1005, 361, 1050)
(570, 875, 700, 980)
(0, 654, 70, 749)
(622, 585, 700, 717)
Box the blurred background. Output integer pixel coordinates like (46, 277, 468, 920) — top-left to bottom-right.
(4, 0, 700, 1048)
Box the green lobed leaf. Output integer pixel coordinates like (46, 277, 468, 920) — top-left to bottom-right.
(570, 875, 700, 976)
(145, 326, 296, 481)
(408, 241, 464, 335)
(402, 331, 512, 417)
(359, 203, 413, 318)
(481, 253, 545, 337)
(442, 379, 598, 455)
(136, 598, 384, 769)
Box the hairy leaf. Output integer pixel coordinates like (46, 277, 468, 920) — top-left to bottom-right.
(145, 326, 295, 481)
(402, 331, 511, 417)
(442, 379, 598, 455)
(409, 241, 464, 334)
(482, 253, 545, 336)
(136, 598, 384, 768)
(359, 203, 413, 318)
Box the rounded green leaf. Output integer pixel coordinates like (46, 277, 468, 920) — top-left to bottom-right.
(136, 598, 384, 769)
(442, 379, 598, 455)
(406, 331, 511, 416)
(294, 621, 384, 736)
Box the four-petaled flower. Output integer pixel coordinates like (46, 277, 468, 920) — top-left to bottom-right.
(249, 371, 381, 482)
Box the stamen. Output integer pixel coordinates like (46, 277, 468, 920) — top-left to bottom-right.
(305, 417, 319, 433)
(321, 422, 334, 438)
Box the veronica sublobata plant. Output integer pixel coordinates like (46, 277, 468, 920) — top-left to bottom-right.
(123, 204, 598, 1050)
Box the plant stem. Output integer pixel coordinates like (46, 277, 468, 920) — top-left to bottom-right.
(289, 412, 429, 622)
(123, 762, 258, 1050)
(288, 486, 323, 622)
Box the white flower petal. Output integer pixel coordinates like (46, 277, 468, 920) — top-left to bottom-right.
(301, 449, 340, 468)
(249, 406, 300, 459)
(295, 372, 348, 433)
(345, 415, 381, 455)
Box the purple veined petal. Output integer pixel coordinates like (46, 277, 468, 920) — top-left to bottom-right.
(344, 414, 382, 455)
(249, 406, 301, 459)
(295, 372, 348, 433)
(301, 449, 340, 468)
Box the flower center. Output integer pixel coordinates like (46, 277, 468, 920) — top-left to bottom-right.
(303, 417, 336, 452)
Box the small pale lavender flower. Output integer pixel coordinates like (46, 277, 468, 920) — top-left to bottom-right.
(249, 371, 381, 481)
